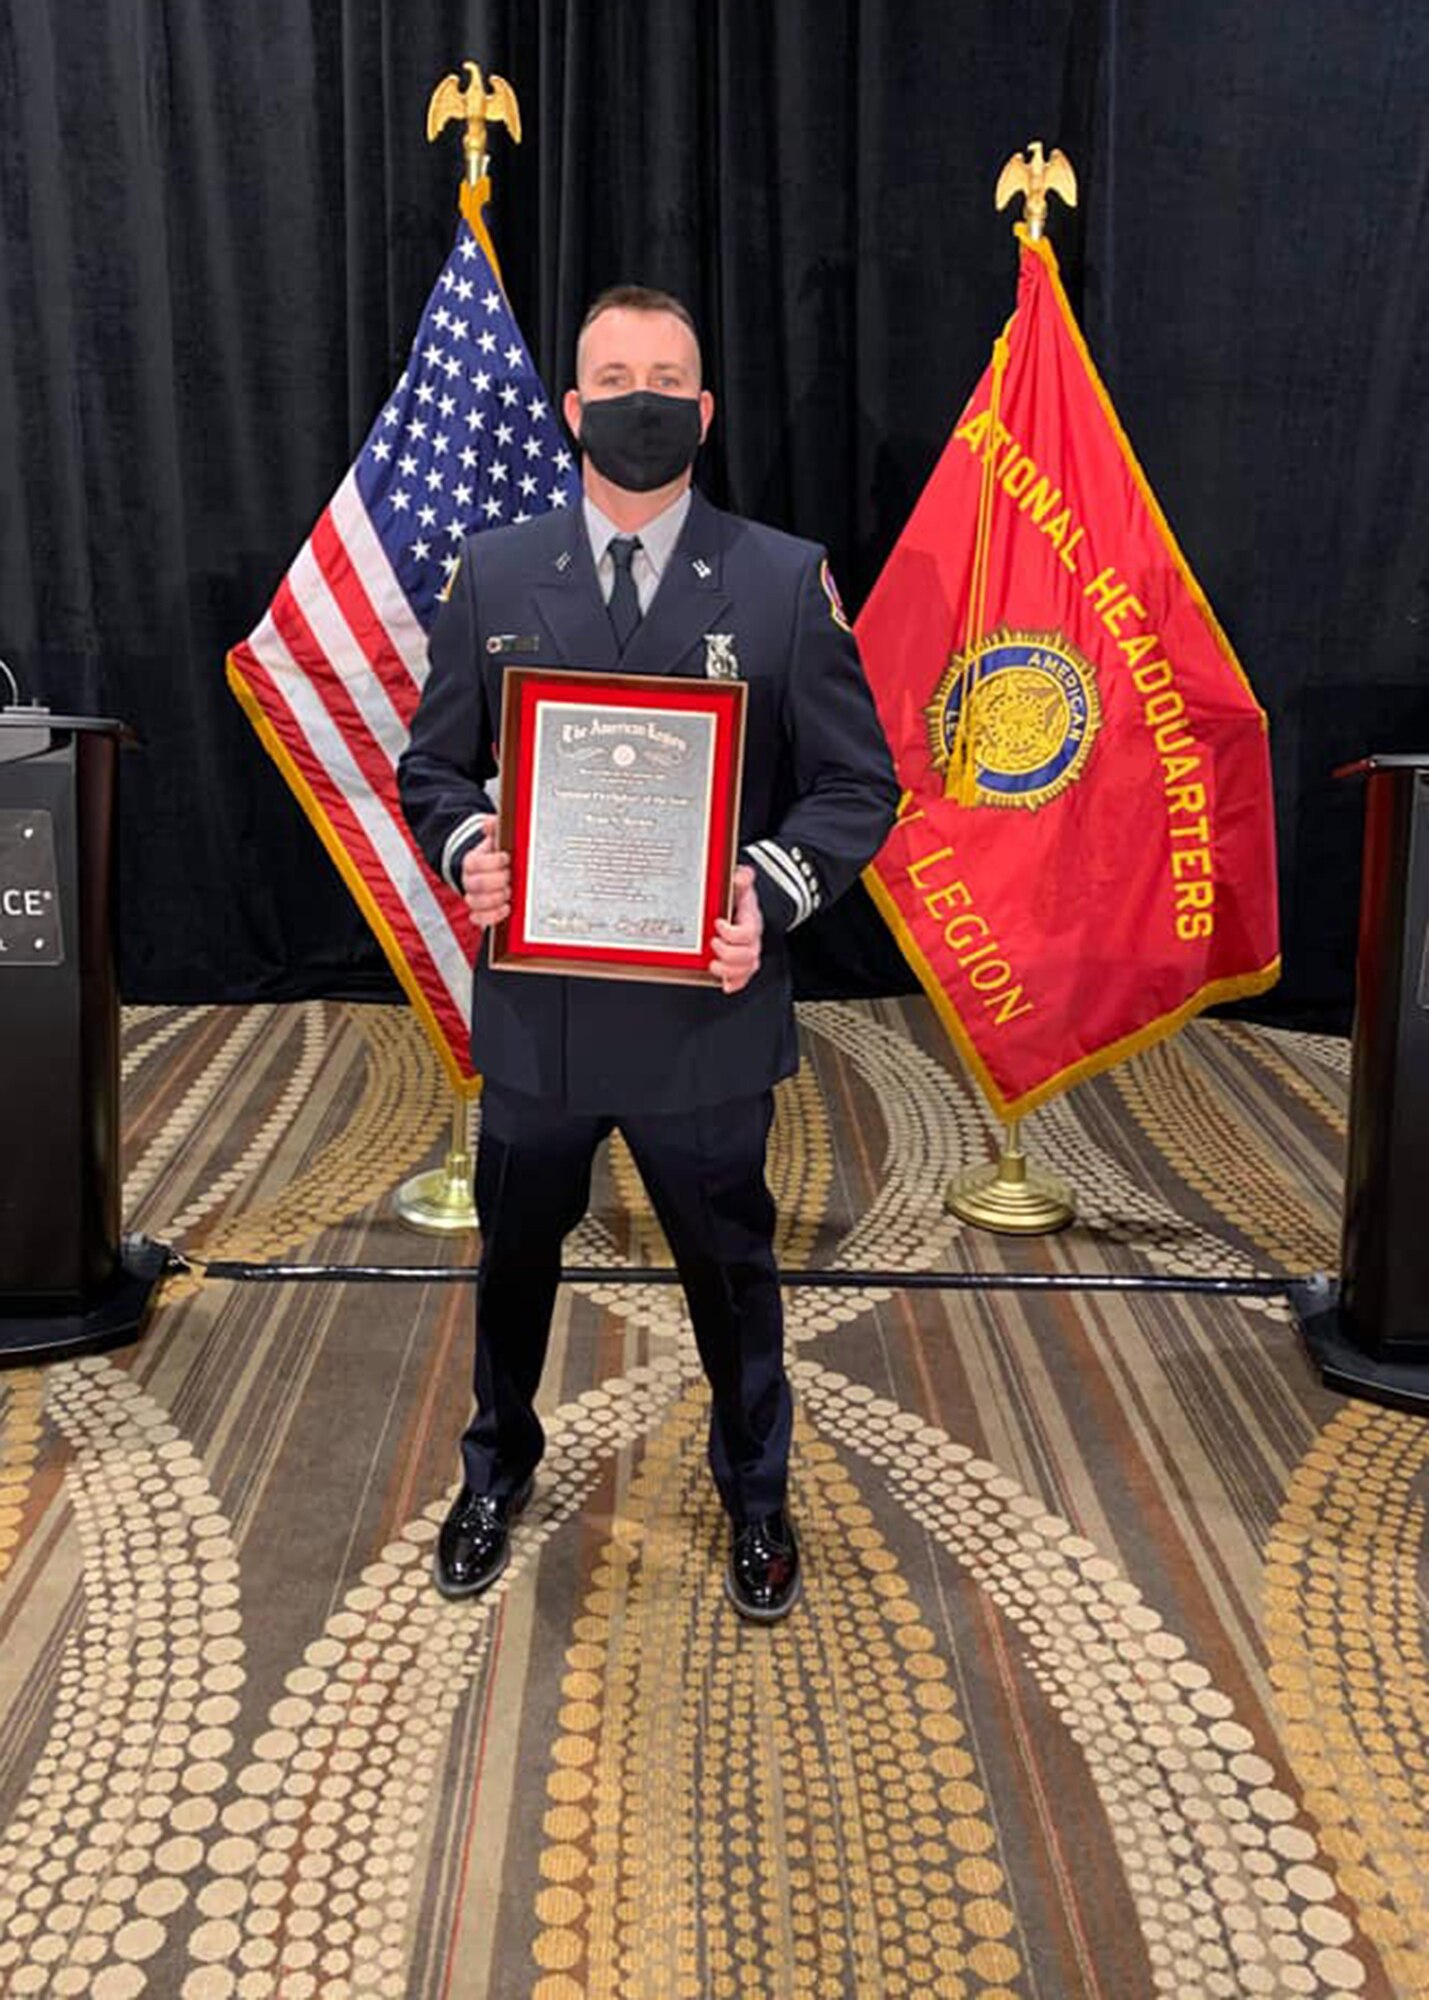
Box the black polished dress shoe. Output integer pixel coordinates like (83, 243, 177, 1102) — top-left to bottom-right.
(433, 1476, 534, 1599)
(725, 1510, 802, 1622)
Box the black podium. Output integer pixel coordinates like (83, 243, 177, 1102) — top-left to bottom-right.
(1294, 754, 1429, 1412)
(0, 710, 165, 1360)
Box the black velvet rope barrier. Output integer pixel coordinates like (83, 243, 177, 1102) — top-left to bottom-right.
(177, 1250, 1301, 1297)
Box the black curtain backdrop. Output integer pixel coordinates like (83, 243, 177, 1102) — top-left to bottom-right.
(3, 0, 1427, 1026)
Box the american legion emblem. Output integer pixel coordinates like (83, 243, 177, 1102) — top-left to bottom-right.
(926, 628, 1102, 809)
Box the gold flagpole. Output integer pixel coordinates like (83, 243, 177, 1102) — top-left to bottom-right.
(395, 63, 524, 1238)
(945, 142, 1079, 1237)
(396, 1093, 479, 1234)
(946, 1117, 1073, 1234)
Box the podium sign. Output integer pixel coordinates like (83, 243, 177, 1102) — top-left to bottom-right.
(0, 712, 163, 1357)
(0, 808, 65, 962)
(1294, 754, 1429, 1410)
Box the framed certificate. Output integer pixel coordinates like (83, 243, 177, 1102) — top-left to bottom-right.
(489, 667, 748, 985)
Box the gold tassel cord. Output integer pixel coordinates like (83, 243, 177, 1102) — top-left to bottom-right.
(945, 331, 1010, 806)
(459, 179, 505, 290)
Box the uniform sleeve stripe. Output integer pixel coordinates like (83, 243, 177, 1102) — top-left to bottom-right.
(442, 813, 490, 890)
(748, 838, 814, 926)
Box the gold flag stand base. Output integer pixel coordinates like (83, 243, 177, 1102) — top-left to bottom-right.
(946, 1120, 1074, 1235)
(395, 1093, 478, 1234)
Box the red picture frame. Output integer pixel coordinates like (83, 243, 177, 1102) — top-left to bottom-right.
(489, 667, 748, 985)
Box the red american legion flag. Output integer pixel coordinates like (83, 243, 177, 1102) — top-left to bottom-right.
(857, 228, 1280, 1119)
(227, 203, 578, 1090)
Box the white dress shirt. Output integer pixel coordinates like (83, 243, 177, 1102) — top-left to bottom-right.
(583, 488, 693, 616)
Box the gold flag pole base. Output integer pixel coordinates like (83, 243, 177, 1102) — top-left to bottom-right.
(395, 1092, 478, 1234)
(946, 1119, 1075, 1235)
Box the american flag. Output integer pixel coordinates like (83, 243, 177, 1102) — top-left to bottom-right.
(228, 211, 578, 1090)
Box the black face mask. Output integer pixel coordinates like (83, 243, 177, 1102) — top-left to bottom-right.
(577, 390, 703, 492)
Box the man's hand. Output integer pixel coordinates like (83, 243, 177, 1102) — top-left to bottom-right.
(459, 817, 511, 928)
(710, 863, 763, 995)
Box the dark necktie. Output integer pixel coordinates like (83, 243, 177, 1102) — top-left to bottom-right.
(607, 536, 643, 652)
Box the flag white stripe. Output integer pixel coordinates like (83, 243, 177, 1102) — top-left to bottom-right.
(328, 472, 430, 687)
(252, 623, 471, 1023)
(276, 538, 412, 764)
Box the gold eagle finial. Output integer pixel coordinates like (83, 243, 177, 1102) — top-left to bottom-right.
(994, 140, 1077, 240)
(426, 62, 522, 185)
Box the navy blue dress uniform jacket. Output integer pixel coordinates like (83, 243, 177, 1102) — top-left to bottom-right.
(397, 489, 899, 1115)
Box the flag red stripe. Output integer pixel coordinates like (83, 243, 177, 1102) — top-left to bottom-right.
(232, 633, 434, 970)
(311, 510, 424, 728)
(260, 585, 466, 981)
(231, 634, 472, 1060)
(267, 579, 415, 817)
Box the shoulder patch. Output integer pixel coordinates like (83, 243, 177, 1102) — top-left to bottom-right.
(820, 558, 852, 632)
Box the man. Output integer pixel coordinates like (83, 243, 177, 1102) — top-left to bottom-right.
(398, 285, 898, 1621)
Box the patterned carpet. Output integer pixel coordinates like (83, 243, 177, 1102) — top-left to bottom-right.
(1, 997, 1426, 2000)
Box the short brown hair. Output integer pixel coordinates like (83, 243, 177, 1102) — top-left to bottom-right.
(579, 284, 698, 339)
(576, 285, 702, 381)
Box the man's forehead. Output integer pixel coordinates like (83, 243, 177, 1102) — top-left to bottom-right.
(578, 307, 701, 376)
